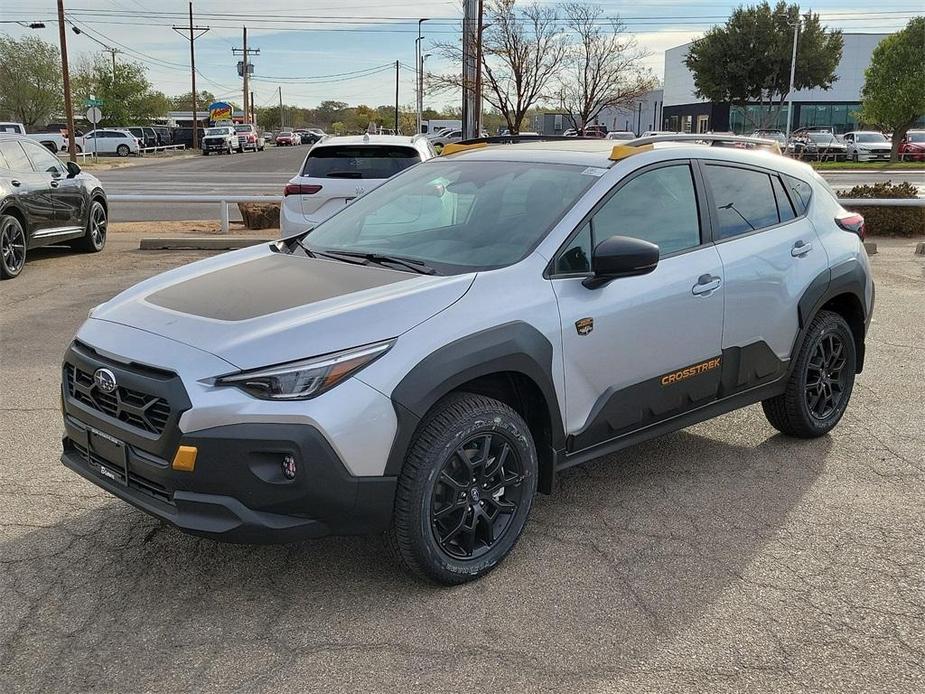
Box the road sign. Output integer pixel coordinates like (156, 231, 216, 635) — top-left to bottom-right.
(84, 98, 103, 108)
(85, 107, 102, 123)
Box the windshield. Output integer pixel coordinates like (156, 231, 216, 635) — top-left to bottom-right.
(908, 132, 925, 143)
(234, 125, 252, 132)
(856, 132, 887, 143)
(301, 145, 421, 179)
(205, 128, 230, 136)
(806, 132, 837, 143)
(302, 160, 596, 273)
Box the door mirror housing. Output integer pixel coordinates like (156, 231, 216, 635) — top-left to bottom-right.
(582, 235, 659, 289)
(65, 161, 81, 178)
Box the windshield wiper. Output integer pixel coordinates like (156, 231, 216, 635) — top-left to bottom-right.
(319, 250, 438, 275)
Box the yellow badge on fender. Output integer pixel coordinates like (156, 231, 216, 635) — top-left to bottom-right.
(660, 357, 721, 386)
(575, 318, 594, 336)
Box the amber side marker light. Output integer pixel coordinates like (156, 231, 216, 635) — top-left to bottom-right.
(172, 446, 198, 472)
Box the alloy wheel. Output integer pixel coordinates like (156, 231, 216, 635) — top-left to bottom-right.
(1, 217, 26, 276)
(805, 333, 848, 420)
(90, 204, 107, 248)
(430, 432, 526, 560)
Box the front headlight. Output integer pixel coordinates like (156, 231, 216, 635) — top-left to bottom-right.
(213, 340, 393, 400)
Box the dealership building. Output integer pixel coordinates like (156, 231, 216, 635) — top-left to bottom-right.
(662, 33, 894, 134)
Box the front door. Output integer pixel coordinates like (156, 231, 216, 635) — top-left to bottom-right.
(550, 161, 726, 452)
(21, 140, 85, 229)
(0, 139, 57, 236)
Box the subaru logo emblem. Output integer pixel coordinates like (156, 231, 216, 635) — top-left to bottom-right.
(93, 368, 117, 394)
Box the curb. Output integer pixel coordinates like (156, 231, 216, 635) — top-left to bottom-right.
(864, 241, 877, 255)
(916, 242, 925, 256)
(139, 237, 273, 251)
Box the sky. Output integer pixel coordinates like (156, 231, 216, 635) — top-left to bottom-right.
(1, 1, 920, 111)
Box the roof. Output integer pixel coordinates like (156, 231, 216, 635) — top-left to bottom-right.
(314, 134, 422, 146)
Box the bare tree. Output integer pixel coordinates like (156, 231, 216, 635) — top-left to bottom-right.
(557, 3, 656, 133)
(431, 0, 566, 134)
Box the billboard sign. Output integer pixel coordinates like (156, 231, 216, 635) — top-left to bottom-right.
(208, 101, 233, 123)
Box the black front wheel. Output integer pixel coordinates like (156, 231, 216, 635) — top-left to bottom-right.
(1, 214, 27, 280)
(388, 393, 538, 584)
(763, 310, 857, 438)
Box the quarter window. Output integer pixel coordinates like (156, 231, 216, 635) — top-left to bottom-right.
(771, 175, 796, 223)
(704, 165, 780, 239)
(784, 175, 813, 215)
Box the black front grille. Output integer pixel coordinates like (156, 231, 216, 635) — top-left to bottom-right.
(65, 363, 172, 435)
(70, 440, 173, 504)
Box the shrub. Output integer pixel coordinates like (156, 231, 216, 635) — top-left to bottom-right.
(237, 202, 280, 230)
(838, 182, 924, 237)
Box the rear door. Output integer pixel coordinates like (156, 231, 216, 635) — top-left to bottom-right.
(550, 161, 726, 449)
(295, 144, 422, 223)
(0, 139, 57, 237)
(701, 161, 829, 382)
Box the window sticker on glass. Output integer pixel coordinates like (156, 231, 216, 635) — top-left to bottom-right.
(581, 167, 608, 177)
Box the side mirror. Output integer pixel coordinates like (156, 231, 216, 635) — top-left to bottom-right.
(65, 161, 81, 178)
(583, 235, 659, 289)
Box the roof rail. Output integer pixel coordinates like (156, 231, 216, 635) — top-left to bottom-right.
(456, 134, 598, 145)
(626, 133, 777, 148)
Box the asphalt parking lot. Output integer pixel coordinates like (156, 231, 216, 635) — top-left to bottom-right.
(1, 234, 923, 693)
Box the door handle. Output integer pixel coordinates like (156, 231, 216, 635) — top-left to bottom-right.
(791, 240, 812, 256)
(11, 179, 21, 187)
(692, 274, 721, 295)
(50, 180, 59, 188)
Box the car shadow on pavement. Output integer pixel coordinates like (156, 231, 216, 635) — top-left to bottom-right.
(0, 423, 827, 691)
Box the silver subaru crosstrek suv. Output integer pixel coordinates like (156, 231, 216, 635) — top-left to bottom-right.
(61, 137, 874, 584)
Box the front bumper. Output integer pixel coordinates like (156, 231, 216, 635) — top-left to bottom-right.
(59, 338, 397, 543)
(855, 149, 891, 161)
(61, 420, 396, 543)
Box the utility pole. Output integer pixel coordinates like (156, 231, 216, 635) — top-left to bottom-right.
(56, 0, 77, 162)
(250, 90, 255, 125)
(394, 60, 399, 133)
(109, 48, 119, 85)
(416, 18, 429, 134)
(233, 28, 259, 124)
(172, 3, 209, 150)
(278, 86, 283, 128)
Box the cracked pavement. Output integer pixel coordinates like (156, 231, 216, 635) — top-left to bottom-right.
(1, 234, 923, 693)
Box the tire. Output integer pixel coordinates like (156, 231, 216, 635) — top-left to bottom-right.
(75, 144, 82, 153)
(202, 150, 209, 156)
(387, 392, 538, 585)
(1, 213, 27, 280)
(762, 310, 856, 438)
(116, 144, 129, 157)
(852, 152, 859, 163)
(71, 199, 107, 253)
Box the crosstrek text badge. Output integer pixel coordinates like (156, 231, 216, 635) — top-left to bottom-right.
(93, 368, 117, 394)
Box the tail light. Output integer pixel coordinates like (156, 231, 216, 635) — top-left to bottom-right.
(836, 213, 865, 240)
(284, 183, 322, 196)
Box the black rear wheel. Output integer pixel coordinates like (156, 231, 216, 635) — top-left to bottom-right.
(763, 310, 856, 438)
(388, 392, 537, 584)
(1, 214, 27, 280)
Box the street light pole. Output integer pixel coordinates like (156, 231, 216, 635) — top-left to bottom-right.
(785, 18, 800, 137)
(416, 18, 428, 134)
(56, 0, 77, 163)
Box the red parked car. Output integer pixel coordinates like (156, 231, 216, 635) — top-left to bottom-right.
(275, 131, 299, 146)
(899, 130, 925, 161)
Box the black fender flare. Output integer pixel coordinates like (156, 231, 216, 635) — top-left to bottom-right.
(383, 321, 565, 480)
(793, 259, 870, 373)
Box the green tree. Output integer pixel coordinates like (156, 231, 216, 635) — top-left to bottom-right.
(71, 55, 169, 125)
(685, 2, 843, 130)
(169, 90, 216, 111)
(0, 35, 63, 128)
(859, 17, 925, 161)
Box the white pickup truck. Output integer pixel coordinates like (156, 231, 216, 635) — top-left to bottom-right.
(0, 122, 71, 153)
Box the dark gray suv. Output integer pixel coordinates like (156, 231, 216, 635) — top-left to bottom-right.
(0, 134, 108, 280)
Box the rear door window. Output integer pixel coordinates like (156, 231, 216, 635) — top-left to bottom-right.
(302, 145, 421, 180)
(703, 164, 780, 239)
(0, 140, 32, 172)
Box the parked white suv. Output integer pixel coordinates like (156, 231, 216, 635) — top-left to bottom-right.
(842, 131, 892, 162)
(79, 129, 141, 157)
(60, 136, 873, 584)
(280, 134, 435, 235)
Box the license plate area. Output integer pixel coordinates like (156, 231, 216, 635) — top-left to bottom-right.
(82, 425, 129, 485)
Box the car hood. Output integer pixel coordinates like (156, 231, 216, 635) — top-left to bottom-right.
(90, 244, 474, 370)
